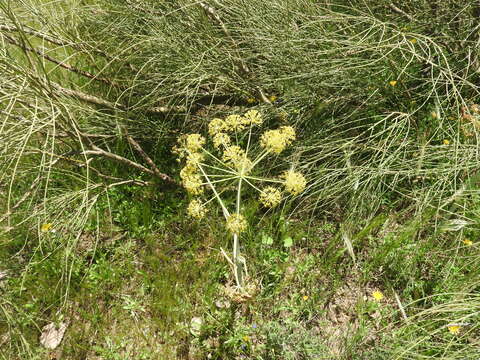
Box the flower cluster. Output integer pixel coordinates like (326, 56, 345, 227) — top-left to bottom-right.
(177, 111, 306, 232)
(187, 199, 207, 219)
(260, 126, 296, 154)
(282, 170, 307, 195)
(226, 213, 248, 234)
(176, 110, 307, 288)
(259, 187, 282, 208)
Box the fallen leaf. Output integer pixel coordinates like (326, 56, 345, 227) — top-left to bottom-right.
(40, 322, 68, 349)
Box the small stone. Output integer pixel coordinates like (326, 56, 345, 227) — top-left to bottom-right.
(190, 317, 203, 337)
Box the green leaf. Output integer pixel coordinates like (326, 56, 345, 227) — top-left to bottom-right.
(262, 234, 274, 245)
(283, 237, 293, 248)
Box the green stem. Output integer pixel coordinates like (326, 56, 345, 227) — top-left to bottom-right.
(197, 163, 230, 218)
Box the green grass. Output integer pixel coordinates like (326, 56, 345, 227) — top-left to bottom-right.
(1, 0, 480, 359)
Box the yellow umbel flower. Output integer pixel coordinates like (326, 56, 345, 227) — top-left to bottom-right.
(183, 174, 204, 195)
(180, 162, 197, 180)
(389, 80, 397, 86)
(186, 152, 204, 166)
(260, 126, 296, 154)
(223, 145, 246, 165)
(259, 187, 282, 208)
(208, 118, 226, 136)
(41, 223, 53, 232)
(282, 170, 306, 195)
(443, 139, 450, 145)
(372, 290, 384, 302)
(226, 213, 247, 234)
(242, 110, 263, 126)
(185, 134, 205, 152)
(212, 133, 231, 149)
(224, 115, 246, 132)
(463, 239, 473, 246)
(187, 199, 207, 219)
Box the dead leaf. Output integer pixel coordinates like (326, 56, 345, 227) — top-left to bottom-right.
(40, 322, 68, 349)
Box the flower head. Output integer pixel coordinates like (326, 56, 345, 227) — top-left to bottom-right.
(186, 152, 204, 166)
(185, 134, 205, 152)
(372, 290, 384, 301)
(463, 239, 473, 246)
(183, 174, 204, 195)
(212, 133, 231, 149)
(222, 145, 251, 173)
(448, 325, 461, 335)
(389, 80, 397, 87)
(246, 97, 256, 104)
(180, 162, 198, 180)
(242, 110, 263, 126)
(282, 170, 306, 195)
(208, 118, 226, 136)
(259, 187, 282, 208)
(41, 223, 53, 232)
(226, 213, 247, 234)
(187, 199, 207, 219)
(224, 114, 246, 132)
(260, 126, 296, 154)
(443, 139, 450, 145)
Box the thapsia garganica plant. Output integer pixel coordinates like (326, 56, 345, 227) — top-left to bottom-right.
(175, 111, 306, 288)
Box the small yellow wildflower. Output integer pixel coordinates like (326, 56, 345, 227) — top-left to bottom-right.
(409, 38, 417, 44)
(431, 111, 438, 119)
(226, 213, 247, 234)
(269, 95, 277, 102)
(246, 97, 256, 104)
(259, 187, 282, 208)
(282, 170, 306, 195)
(260, 126, 296, 154)
(463, 239, 473, 246)
(243, 335, 250, 342)
(41, 223, 53, 232)
(372, 290, 384, 301)
(212, 133, 231, 149)
(183, 175, 204, 195)
(389, 80, 397, 87)
(303, 295, 309, 301)
(242, 110, 263, 126)
(187, 199, 207, 219)
(185, 134, 205, 152)
(448, 325, 461, 335)
(208, 118, 226, 136)
(224, 114, 246, 132)
(443, 139, 450, 145)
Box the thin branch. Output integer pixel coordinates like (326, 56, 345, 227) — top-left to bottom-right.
(124, 129, 175, 183)
(1, 32, 121, 88)
(0, 24, 72, 47)
(0, 174, 42, 223)
(198, 2, 271, 105)
(387, 4, 414, 22)
(84, 145, 177, 185)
